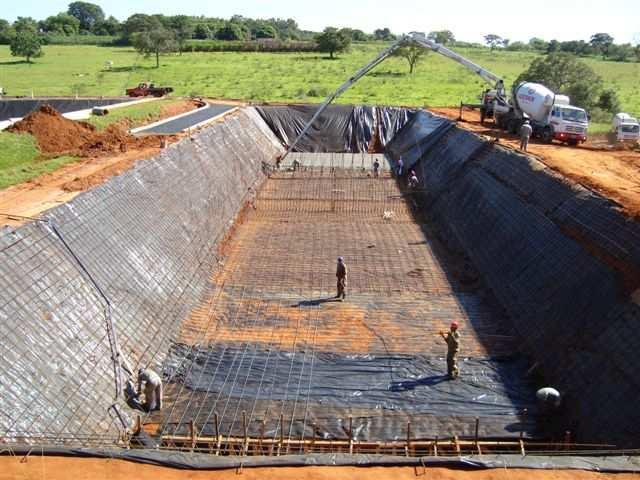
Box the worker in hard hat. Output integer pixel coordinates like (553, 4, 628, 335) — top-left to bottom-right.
(536, 387, 561, 412)
(440, 322, 460, 379)
(335, 257, 347, 300)
(519, 120, 533, 152)
(137, 368, 163, 412)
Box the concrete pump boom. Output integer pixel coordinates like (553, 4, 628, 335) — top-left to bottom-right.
(280, 33, 505, 160)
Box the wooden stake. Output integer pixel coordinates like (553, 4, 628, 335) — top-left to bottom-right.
(134, 415, 141, 435)
(242, 411, 248, 455)
(278, 414, 284, 456)
(214, 412, 220, 456)
(405, 421, 411, 457)
(259, 420, 265, 454)
(433, 436, 438, 457)
(475, 417, 482, 455)
(348, 416, 354, 455)
(189, 420, 196, 452)
(454, 435, 461, 456)
(520, 408, 527, 440)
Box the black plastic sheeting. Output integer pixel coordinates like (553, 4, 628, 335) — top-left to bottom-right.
(0, 98, 128, 120)
(138, 104, 235, 134)
(255, 105, 414, 152)
(161, 344, 537, 439)
(386, 110, 453, 171)
(2, 448, 640, 473)
(395, 120, 640, 448)
(166, 344, 535, 415)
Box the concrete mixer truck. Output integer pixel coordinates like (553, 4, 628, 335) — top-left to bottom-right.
(494, 82, 589, 146)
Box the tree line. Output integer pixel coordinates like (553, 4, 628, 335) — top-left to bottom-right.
(1, 1, 638, 66)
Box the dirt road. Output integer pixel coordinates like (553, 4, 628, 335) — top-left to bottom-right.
(431, 107, 640, 219)
(1, 457, 638, 480)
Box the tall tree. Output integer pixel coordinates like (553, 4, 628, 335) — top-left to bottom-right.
(10, 29, 43, 62)
(132, 26, 176, 68)
(13, 17, 38, 33)
(0, 19, 14, 44)
(168, 15, 194, 54)
(193, 24, 211, 40)
(484, 34, 504, 50)
(590, 33, 614, 59)
(215, 22, 246, 40)
(40, 13, 80, 35)
(93, 16, 121, 36)
(373, 28, 395, 41)
(528, 37, 548, 51)
(394, 44, 426, 74)
(67, 1, 105, 32)
(427, 30, 455, 45)
(514, 53, 612, 111)
(315, 27, 351, 59)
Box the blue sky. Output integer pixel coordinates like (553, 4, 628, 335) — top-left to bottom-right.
(6, 0, 640, 44)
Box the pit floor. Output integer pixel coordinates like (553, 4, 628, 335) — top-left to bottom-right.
(145, 153, 537, 446)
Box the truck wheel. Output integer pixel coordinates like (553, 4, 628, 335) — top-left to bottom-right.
(480, 109, 486, 124)
(542, 127, 553, 144)
(568, 139, 578, 146)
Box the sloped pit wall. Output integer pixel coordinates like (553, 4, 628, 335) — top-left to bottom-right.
(256, 105, 414, 152)
(0, 108, 283, 444)
(388, 120, 640, 447)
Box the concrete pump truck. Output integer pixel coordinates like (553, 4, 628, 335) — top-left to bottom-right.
(281, 32, 589, 159)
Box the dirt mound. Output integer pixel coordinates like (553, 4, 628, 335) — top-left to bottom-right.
(7, 105, 165, 157)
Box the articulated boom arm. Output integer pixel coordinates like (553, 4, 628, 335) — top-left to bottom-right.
(407, 33, 503, 90)
(280, 33, 504, 159)
(280, 40, 405, 160)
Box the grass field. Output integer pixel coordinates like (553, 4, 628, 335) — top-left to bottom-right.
(0, 132, 76, 189)
(86, 98, 183, 130)
(1, 43, 638, 114)
(0, 42, 639, 189)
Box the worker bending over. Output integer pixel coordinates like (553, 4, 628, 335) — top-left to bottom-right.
(408, 170, 419, 189)
(137, 368, 163, 412)
(336, 257, 347, 300)
(519, 120, 533, 151)
(440, 322, 460, 379)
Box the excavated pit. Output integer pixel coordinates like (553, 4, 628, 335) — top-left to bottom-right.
(1, 105, 639, 460)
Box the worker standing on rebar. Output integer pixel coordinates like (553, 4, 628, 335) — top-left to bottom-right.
(519, 120, 533, 151)
(137, 368, 163, 412)
(336, 257, 347, 300)
(440, 322, 460, 379)
(373, 158, 380, 178)
(397, 157, 404, 177)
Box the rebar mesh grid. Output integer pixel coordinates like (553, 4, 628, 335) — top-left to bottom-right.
(150, 154, 534, 447)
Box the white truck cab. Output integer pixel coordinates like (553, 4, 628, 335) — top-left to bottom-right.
(549, 99, 589, 145)
(612, 113, 640, 142)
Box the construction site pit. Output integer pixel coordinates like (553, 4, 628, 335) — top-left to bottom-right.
(1, 104, 639, 474)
